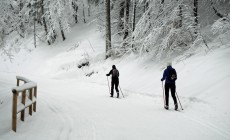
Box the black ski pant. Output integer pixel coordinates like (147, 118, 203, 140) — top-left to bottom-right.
(165, 83, 177, 106)
(111, 78, 119, 97)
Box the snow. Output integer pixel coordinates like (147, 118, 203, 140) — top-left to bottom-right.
(12, 82, 37, 93)
(17, 97, 36, 114)
(16, 76, 32, 83)
(0, 23, 230, 140)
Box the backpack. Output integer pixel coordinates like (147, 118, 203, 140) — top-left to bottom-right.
(168, 69, 176, 80)
(112, 69, 119, 77)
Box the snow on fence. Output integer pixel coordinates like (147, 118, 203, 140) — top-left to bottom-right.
(11, 76, 37, 132)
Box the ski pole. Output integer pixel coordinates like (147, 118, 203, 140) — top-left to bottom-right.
(107, 76, 110, 94)
(119, 85, 125, 98)
(175, 91, 184, 110)
(162, 81, 165, 107)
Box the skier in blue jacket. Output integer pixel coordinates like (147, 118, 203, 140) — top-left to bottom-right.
(161, 62, 178, 110)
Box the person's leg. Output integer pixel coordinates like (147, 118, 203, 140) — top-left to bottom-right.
(111, 80, 115, 97)
(170, 84, 178, 109)
(115, 79, 119, 98)
(165, 83, 169, 108)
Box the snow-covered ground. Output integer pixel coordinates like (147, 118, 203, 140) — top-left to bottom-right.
(0, 23, 230, 140)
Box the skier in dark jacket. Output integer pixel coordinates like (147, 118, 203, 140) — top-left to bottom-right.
(106, 65, 119, 98)
(161, 62, 178, 110)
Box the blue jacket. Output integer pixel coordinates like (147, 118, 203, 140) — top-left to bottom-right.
(161, 66, 177, 84)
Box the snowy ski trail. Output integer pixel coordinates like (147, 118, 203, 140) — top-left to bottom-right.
(0, 74, 230, 140)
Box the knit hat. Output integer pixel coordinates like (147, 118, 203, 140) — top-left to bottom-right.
(112, 65, 116, 69)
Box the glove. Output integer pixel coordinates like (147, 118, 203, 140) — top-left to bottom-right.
(106, 74, 109, 76)
(161, 78, 163, 81)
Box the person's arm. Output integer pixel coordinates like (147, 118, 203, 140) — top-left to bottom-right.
(161, 69, 167, 81)
(174, 69, 177, 81)
(106, 70, 112, 76)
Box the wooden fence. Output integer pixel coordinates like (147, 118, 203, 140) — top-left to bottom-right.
(11, 76, 37, 132)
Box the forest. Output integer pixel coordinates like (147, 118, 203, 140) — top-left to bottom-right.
(0, 0, 229, 61)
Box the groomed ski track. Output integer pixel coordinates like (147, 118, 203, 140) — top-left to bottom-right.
(0, 74, 229, 140)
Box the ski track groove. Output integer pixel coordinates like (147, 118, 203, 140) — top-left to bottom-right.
(118, 86, 230, 140)
(43, 96, 73, 140)
(40, 89, 98, 140)
(182, 113, 230, 139)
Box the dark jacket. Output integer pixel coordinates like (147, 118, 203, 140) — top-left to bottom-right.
(161, 66, 177, 84)
(107, 68, 119, 80)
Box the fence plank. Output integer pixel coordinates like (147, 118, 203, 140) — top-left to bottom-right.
(33, 87, 37, 112)
(17, 79, 19, 86)
(20, 90, 26, 121)
(29, 89, 33, 116)
(12, 92, 18, 132)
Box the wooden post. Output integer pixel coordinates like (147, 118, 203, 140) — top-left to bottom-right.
(17, 79, 19, 86)
(33, 87, 37, 112)
(29, 89, 33, 115)
(12, 91, 18, 132)
(21, 90, 26, 121)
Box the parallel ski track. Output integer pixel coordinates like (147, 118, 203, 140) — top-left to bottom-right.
(181, 114, 230, 139)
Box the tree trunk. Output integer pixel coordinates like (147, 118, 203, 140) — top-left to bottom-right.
(59, 21, 66, 41)
(123, 0, 130, 40)
(159, 0, 164, 13)
(119, 2, 125, 32)
(105, 0, 112, 57)
(33, 0, 37, 48)
(19, 0, 23, 11)
(72, 1, 78, 23)
(83, 3, 86, 23)
(132, 0, 136, 32)
(34, 17, 36, 48)
(175, 0, 182, 28)
(19, 0, 25, 38)
(41, 0, 50, 45)
(143, 0, 148, 13)
(179, 4, 182, 28)
(194, 0, 198, 35)
(88, 3, 91, 17)
(132, 0, 137, 48)
(51, 25, 57, 42)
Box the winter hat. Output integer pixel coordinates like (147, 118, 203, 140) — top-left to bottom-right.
(112, 65, 116, 69)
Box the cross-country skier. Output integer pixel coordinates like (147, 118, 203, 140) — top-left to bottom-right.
(161, 62, 178, 110)
(106, 65, 119, 98)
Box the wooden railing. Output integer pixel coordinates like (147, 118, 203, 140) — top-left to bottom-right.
(11, 76, 37, 132)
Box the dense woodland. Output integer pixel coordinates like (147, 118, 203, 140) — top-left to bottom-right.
(0, 0, 229, 60)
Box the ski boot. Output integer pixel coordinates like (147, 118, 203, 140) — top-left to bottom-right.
(175, 104, 178, 110)
(164, 105, 169, 110)
(117, 92, 119, 98)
